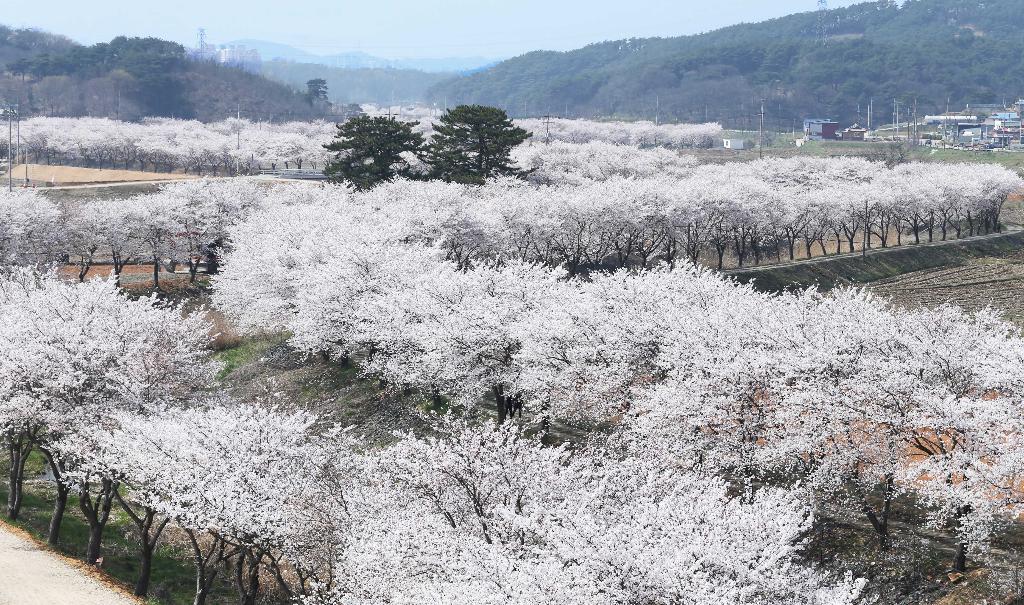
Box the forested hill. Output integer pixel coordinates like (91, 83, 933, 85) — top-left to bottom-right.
(428, 0, 1024, 126)
(0, 27, 335, 122)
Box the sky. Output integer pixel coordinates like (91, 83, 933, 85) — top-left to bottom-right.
(15, 0, 862, 59)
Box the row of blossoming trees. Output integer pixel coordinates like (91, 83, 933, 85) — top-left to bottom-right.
(359, 104, 725, 148)
(1, 149, 1019, 277)
(1, 144, 1023, 603)
(11, 117, 337, 175)
(515, 118, 723, 148)
(7, 115, 723, 178)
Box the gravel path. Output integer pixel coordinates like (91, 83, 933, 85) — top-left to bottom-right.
(0, 523, 140, 605)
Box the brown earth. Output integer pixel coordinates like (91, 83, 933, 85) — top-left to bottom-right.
(10, 164, 196, 186)
(57, 264, 193, 292)
(868, 252, 1024, 326)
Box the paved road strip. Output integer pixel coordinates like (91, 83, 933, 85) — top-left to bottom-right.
(0, 522, 140, 605)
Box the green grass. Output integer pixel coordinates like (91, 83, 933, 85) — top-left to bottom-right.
(213, 333, 289, 380)
(730, 230, 1024, 293)
(704, 136, 1024, 172)
(909, 147, 1024, 171)
(0, 452, 211, 605)
(789, 140, 1024, 171)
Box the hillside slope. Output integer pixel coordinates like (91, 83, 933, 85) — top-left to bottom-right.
(429, 0, 1024, 124)
(0, 29, 338, 122)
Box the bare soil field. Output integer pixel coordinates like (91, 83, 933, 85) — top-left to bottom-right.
(56, 264, 193, 292)
(868, 253, 1024, 326)
(10, 164, 195, 186)
(859, 198, 1024, 324)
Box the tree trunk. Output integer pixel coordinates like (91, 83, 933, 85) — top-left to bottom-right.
(135, 542, 156, 597)
(952, 542, 967, 573)
(6, 437, 31, 520)
(38, 448, 70, 546)
(79, 479, 116, 565)
(188, 530, 230, 605)
(235, 549, 262, 605)
(86, 524, 104, 565)
(48, 483, 70, 546)
(493, 384, 508, 424)
(115, 492, 169, 598)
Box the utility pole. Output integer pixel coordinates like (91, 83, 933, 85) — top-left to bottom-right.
(894, 98, 899, 141)
(1018, 98, 1024, 146)
(912, 98, 918, 146)
(758, 100, 765, 159)
(17, 107, 24, 184)
(655, 95, 660, 125)
(4, 103, 14, 192)
(863, 196, 869, 258)
(235, 105, 242, 175)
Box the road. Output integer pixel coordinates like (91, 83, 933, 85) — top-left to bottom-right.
(0, 522, 140, 605)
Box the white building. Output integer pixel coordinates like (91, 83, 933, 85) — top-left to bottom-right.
(723, 138, 747, 150)
(924, 115, 979, 125)
(216, 45, 262, 72)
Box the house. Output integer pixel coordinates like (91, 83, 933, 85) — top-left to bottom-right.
(723, 138, 747, 150)
(955, 123, 985, 145)
(803, 119, 839, 141)
(841, 124, 868, 142)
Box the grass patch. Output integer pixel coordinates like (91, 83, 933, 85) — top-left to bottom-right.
(213, 333, 289, 380)
(731, 231, 1024, 293)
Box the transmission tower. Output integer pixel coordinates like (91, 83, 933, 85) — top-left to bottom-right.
(817, 0, 829, 44)
(197, 28, 208, 54)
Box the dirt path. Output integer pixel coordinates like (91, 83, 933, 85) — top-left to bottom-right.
(0, 522, 140, 605)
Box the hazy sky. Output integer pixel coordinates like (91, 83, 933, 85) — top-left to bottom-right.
(16, 0, 861, 59)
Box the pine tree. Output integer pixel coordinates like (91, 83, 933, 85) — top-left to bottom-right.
(323, 116, 425, 191)
(424, 105, 531, 184)
(305, 78, 329, 105)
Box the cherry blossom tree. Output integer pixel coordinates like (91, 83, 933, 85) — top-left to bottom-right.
(0, 189, 62, 268)
(0, 272, 215, 555)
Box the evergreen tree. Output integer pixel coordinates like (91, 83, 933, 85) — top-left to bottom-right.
(424, 105, 530, 184)
(323, 116, 425, 191)
(306, 78, 329, 104)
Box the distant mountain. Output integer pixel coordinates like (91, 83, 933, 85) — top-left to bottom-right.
(428, 0, 1024, 126)
(260, 60, 451, 105)
(0, 27, 347, 122)
(227, 38, 324, 64)
(228, 39, 498, 73)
